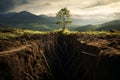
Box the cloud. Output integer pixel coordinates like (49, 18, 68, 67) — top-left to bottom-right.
(113, 13, 120, 19)
(0, 0, 15, 13)
(82, 0, 120, 9)
(0, 0, 120, 25)
(0, 0, 32, 13)
(1, 0, 120, 22)
(44, 3, 52, 6)
(12, 0, 66, 15)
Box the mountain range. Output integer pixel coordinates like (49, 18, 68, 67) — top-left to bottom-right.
(0, 11, 58, 31)
(0, 11, 120, 31)
(0, 11, 56, 23)
(96, 20, 120, 31)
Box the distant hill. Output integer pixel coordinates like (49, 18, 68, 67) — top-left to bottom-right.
(1, 11, 120, 31)
(0, 11, 58, 31)
(74, 20, 120, 31)
(97, 20, 120, 31)
(73, 24, 100, 31)
(0, 11, 56, 24)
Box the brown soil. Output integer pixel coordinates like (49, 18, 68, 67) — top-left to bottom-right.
(0, 33, 120, 80)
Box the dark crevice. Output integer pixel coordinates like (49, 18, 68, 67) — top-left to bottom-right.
(43, 33, 101, 80)
(0, 33, 120, 80)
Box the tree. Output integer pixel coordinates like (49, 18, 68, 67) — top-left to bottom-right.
(56, 7, 72, 31)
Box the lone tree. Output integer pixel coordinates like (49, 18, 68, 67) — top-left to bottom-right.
(56, 7, 72, 31)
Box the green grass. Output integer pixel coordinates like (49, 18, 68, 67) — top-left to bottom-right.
(0, 28, 47, 39)
(81, 31, 120, 35)
(0, 32, 17, 39)
(0, 28, 120, 39)
(51, 29, 79, 34)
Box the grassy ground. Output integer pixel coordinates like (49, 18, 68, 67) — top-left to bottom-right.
(0, 28, 120, 80)
(0, 28, 120, 39)
(0, 28, 46, 39)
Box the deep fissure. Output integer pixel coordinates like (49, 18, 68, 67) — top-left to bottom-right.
(42, 33, 101, 80)
(0, 33, 120, 80)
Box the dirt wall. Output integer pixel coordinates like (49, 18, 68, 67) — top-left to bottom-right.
(0, 33, 120, 80)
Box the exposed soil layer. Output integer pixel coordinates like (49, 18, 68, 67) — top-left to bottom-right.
(0, 33, 120, 80)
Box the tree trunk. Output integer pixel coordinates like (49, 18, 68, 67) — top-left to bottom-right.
(62, 15, 66, 31)
(63, 24, 65, 31)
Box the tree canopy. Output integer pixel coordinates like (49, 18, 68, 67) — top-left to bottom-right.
(56, 7, 72, 31)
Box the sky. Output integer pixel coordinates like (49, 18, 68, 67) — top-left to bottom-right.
(0, 0, 120, 25)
